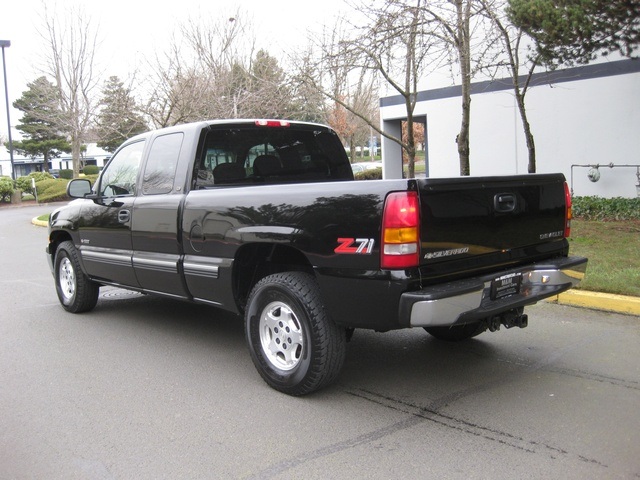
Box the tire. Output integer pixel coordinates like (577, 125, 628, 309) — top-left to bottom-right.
(424, 321, 486, 342)
(244, 272, 347, 396)
(54, 240, 100, 313)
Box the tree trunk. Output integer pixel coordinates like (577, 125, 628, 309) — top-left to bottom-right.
(405, 146, 416, 179)
(515, 91, 536, 173)
(72, 137, 82, 178)
(349, 137, 356, 164)
(457, 92, 471, 176)
(456, 0, 472, 176)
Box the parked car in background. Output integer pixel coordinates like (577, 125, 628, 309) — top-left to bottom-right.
(350, 162, 382, 174)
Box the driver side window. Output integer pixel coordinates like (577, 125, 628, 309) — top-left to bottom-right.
(99, 141, 145, 197)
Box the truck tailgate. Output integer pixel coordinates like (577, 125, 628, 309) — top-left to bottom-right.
(416, 174, 569, 282)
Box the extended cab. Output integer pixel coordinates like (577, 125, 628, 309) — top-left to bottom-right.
(47, 120, 587, 395)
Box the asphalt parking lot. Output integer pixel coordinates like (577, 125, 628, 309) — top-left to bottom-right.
(1, 203, 639, 479)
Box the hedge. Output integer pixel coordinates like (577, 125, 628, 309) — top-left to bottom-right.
(0, 176, 14, 202)
(572, 196, 640, 221)
(36, 178, 70, 203)
(83, 165, 100, 175)
(15, 172, 55, 196)
(354, 169, 383, 180)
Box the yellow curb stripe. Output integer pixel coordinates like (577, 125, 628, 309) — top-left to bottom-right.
(31, 217, 48, 227)
(552, 290, 640, 316)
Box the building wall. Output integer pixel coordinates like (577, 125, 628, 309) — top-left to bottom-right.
(380, 59, 640, 198)
(0, 143, 110, 178)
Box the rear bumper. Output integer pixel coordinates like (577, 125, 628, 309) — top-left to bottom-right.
(399, 256, 588, 327)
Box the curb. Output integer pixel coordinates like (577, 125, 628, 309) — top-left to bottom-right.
(551, 290, 640, 316)
(32, 217, 48, 227)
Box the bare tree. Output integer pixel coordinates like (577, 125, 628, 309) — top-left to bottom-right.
(40, 3, 100, 177)
(142, 11, 300, 125)
(480, 0, 539, 173)
(288, 50, 328, 123)
(421, 0, 500, 175)
(297, 0, 437, 177)
(179, 10, 256, 119)
(143, 40, 213, 128)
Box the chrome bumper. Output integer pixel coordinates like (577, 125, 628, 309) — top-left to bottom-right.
(400, 256, 588, 328)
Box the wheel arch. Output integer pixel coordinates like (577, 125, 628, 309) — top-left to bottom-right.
(47, 230, 74, 265)
(233, 243, 314, 312)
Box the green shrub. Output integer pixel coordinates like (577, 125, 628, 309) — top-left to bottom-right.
(572, 196, 640, 221)
(30, 172, 54, 182)
(36, 178, 70, 203)
(354, 169, 383, 180)
(0, 176, 14, 202)
(82, 165, 100, 175)
(15, 172, 57, 197)
(15, 176, 34, 196)
(59, 169, 74, 179)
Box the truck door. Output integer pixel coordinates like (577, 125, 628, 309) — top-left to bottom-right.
(131, 132, 189, 298)
(78, 140, 145, 288)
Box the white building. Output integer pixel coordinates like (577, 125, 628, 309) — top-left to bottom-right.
(380, 58, 640, 198)
(0, 143, 110, 178)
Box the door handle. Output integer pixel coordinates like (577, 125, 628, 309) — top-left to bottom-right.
(118, 209, 131, 223)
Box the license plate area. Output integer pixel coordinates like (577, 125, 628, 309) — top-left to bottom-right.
(490, 272, 522, 300)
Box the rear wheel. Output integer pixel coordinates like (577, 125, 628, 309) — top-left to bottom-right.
(245, 272, 346, 395)
(424, 321, 486, 341)
(54, 240, 99, 313)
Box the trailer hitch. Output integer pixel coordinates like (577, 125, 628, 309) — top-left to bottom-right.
(487, 307, 528, 332)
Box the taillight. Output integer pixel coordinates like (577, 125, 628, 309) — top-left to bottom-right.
(564, 182, 572, 238)
(255, 120, 290, 127)
(381, 191, 420, 269)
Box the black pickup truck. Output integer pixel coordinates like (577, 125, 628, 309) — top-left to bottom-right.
(47, 119, 587, 395)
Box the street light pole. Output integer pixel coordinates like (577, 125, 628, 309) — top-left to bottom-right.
(0, 40, 15, 180)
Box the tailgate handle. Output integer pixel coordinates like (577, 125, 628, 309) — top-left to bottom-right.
(494, 193, 517, 213)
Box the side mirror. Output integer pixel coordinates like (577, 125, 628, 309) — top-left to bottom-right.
(66, 178, 93, 198)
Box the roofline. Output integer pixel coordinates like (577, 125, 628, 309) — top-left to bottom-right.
(380, 58, 640, 108)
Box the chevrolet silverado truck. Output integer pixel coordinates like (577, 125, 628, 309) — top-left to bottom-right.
(46, 119, 587, 395)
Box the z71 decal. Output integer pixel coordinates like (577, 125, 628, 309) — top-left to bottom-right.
(334, 238, 375, 255)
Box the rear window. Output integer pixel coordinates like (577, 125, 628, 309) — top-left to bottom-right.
(194, 125, 352, 187)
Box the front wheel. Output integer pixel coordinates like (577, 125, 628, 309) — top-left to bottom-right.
(244, 272, 346, 396)
(54, 240, 99, 313)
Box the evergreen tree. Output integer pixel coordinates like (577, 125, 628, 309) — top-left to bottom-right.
(95, 76, 148, 153)
(11, 76, 71, 173)
(508, 0, 640, 66)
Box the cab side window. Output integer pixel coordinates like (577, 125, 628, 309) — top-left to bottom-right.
(142, 133, 183, 195)
(99, 141, 145, 197)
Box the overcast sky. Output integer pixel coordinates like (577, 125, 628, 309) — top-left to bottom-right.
(0, 0, 351, 141)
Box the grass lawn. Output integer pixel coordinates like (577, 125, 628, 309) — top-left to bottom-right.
(569, 219, 640, 297)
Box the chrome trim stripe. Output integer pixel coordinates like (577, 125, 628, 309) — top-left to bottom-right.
(132, 254, 179, 274)
(183, 255, 232, 280)
(81, 248, 132, 267)
(183, 262, 219, 279)
(192, 297, 222, 306)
